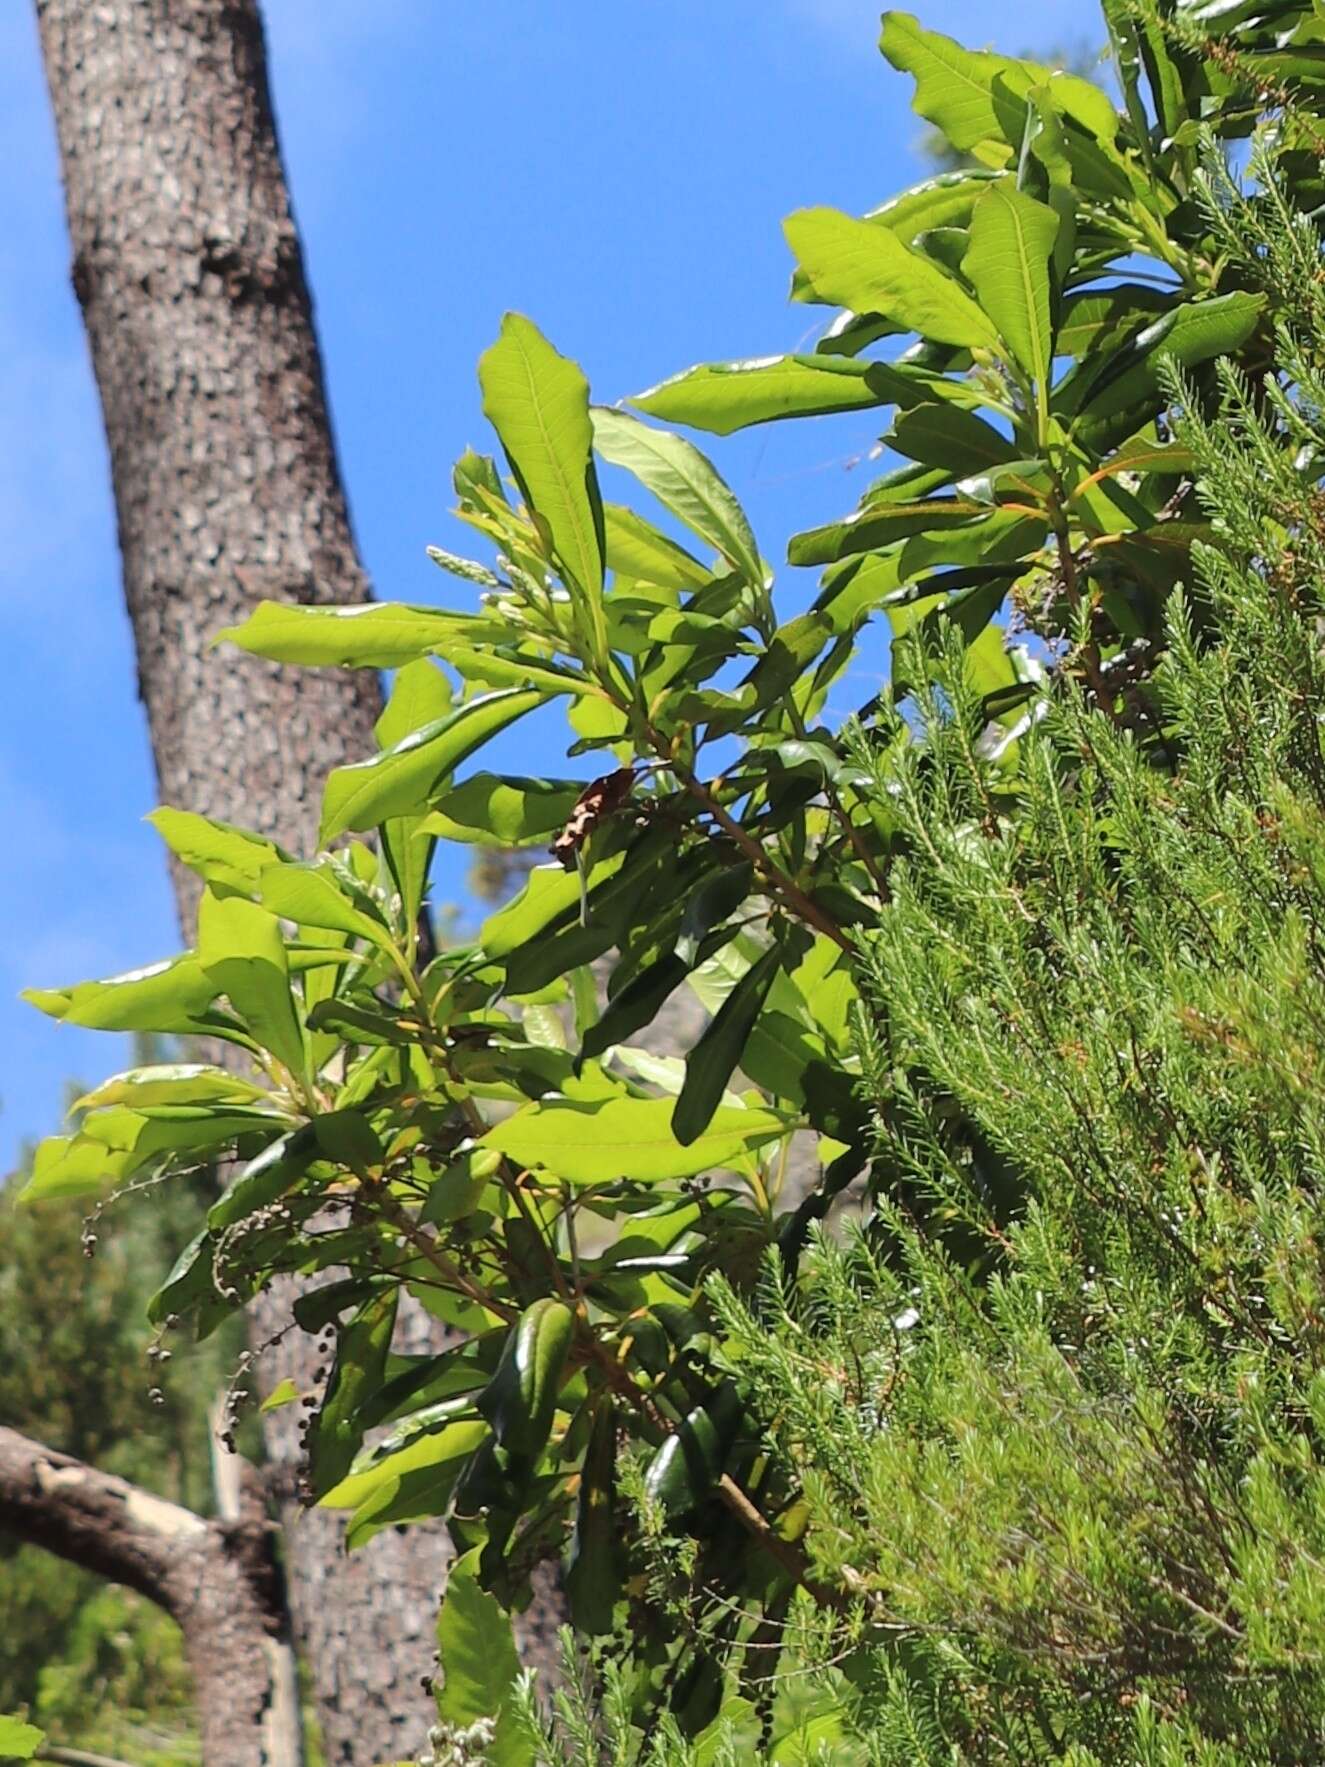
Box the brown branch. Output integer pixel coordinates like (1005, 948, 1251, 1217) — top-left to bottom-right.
(0, 1426, 301, 1767)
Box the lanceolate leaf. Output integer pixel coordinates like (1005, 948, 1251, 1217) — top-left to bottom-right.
(963, 187, 1059, 390)
(478, 1297, 574, 1457)
(320, 689, 543, 843)
(784, 208, 999, 351)
(478, 313, 605, 601)
(480, 1093, 791, 1184)
(566, 1401, 622, 1634)
(216, 600, 484, 668)
(629, 354, 909, 436)
(23, 955, 221, 1037)
(591, 407, 764, 587)
(673, 943, 782, 1145)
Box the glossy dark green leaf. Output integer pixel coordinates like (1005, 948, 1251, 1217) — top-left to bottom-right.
(642, 1384, 743, 1515)
(566, 1401, 623, 1635)
(673, 943, 783, 1146)
(677, 861, 756, 966)
(789, 495, 983, 568)
(311, 1109, 385, 1171)
(477, 1298, 575, 1457)
(889, 403, 1016, 475)
(1069, 292, 1266, 443)
(578, 953, 688, 1067)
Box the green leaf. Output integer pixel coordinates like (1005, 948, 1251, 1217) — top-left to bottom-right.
(216, 600, 482, 668)
(1056, 284, 1170, 360)
(1071, 291, 1266, 443)
(478, 1298, 575, 1457)
(481, 1093, 791, 1184)
(629, 354, 905, 436)
(480, 852, 628, 959)
(435, 1549, 531, 1767)
(20, 1133, 129, 1202)
(566, 1401, 622, 1634)
(447, 647, 597, 698)
(73, 1064, 268, 1112)
(642, 1385, 742, 1514)
(579, 953, 689, 1065)
(420, 1146, 503, 1226)
(320, 1416, 488, 1512)
(23, 956, 221, 1037)
(373, 659, 456, 930)
(478, 313, 605, 601)
(789, 495, 983, 568)
(962, 186, 1059, 387)
(591, 407, 764, 588)
(257, 861, 391, 944)
(146, 808, 285, 894)
(335, 1420, 489, 1548)
(209, 1128, 316, 1229)
(604, 504, 710, 590)
(306, 1288, 399, 1500)
(889, 403, 1016, 475)
(674, 943, 782, 1146)
(198, 890, 306, 1077)
(261, 1377, 303, 1412)
(880, 12, 1119, 161)
(375, 656, 454, 749)
(420, 774, 584, 847)
(320, 689, 543, 843)
(784, 208, 998, 351)
(0, 1716, 44, 1761)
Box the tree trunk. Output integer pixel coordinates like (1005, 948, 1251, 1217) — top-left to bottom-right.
(0, 1426, 300, 1767)
(32, 3, 561, 1759)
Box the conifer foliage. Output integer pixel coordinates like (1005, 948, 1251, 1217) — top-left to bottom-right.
(20, 0, 1325, 1757)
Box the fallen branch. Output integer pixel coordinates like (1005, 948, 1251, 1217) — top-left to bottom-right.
(0, 1426, 302, 1767)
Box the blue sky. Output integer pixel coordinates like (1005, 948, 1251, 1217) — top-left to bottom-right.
(1, 0, 1081, 1170)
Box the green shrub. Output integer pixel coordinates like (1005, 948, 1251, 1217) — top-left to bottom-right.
(21, 1, 1325, 1758)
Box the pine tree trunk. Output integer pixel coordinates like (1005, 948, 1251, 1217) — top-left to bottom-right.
(32, 3, 561, 1758)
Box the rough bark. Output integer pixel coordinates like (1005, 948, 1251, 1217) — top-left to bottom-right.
(0, 1425, 298, 1767)
(32, 3, 561, 1759)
